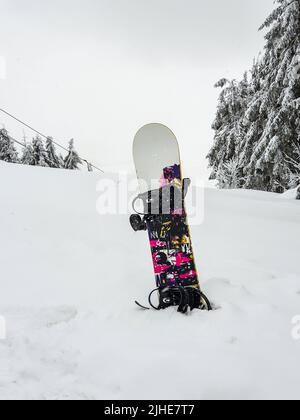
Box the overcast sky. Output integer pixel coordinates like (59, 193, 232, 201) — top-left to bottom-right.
(0, 0, 274, 178)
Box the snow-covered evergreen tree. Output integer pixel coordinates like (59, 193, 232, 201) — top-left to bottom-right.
(64, 139, 82, 170)
(246, 0, 300, 192)
(209, 0, 300, 193)
(208, 75, 250, 184)
(20, 143, 35, 165)
(46, 137, 62, 168)
(31, 136, 49, 167)
(0, 129, 84, 171)
(0, 128, 18, 163)
(216, 158, 244, 189)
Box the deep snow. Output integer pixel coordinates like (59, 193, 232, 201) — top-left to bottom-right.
(0, 162, 300, 400)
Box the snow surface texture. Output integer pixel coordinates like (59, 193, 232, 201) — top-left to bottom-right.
(282, 187, 300, 200)
(0, 163, 300, 400)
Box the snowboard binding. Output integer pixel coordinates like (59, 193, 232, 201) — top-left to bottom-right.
(136, 286, 211, 314)
(130, 178, 191, 218)
(130, 214, 147, 232)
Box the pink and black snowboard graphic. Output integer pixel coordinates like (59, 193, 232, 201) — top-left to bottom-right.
(146, 164, 199, 290)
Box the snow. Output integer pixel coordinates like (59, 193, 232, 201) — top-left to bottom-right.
(0, 163, 300, 400)
(282, 187, 299, 200)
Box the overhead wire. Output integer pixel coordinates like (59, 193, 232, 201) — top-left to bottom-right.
(0, 107, 105, 173)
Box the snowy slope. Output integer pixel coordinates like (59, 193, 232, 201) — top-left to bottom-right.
(0, 163, 300, 400)
(282, 187, 299, 200)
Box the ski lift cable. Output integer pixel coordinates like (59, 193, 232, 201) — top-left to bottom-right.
(0, 107, 105, 173)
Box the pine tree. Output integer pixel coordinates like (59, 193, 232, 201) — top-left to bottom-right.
(64, 139, 82, 170)
(46, 137, 61, 168)
(208, 0, 300, 193)
(208, 75, 250, 185)
(245, 0, 300, 192)
(20, 143, 35, 165)
(0, 128, 18, 163)
(31, 136, 49, 167)
(216, 158, 244, 189)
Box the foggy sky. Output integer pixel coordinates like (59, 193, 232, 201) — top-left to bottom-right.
(0, 0, 274, 178)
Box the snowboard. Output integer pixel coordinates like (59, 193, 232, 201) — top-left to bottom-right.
(130, 123, 211, 313)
